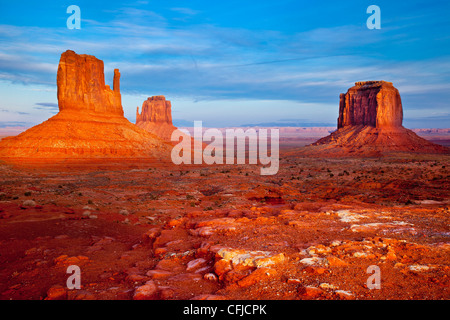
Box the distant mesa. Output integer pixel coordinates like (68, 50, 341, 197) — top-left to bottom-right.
(136, 95, 178, 142)
(300, 81, 449, 156)
(0, 50, 171, 160)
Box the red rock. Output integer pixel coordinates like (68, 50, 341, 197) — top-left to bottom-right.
(203, 273, 218, 281)
(301, 81, 449, 156)
(146, 269, 173, 279)
(143, 228, 161, 242)
(154, 247, 167, 257)
(137, 96, 173, 126)
(213, 259, 232, 279)
(338, 81, 402, 129)
(133, 280, 159, 300)
(46, 285, 68, 300)
(303, 266, 328, 274)
(57, 51, 122, 115)
(53, 255, 89, 266)
(237, 267, 277, 288)
(287, 278, 302, 285)
(334, 290, 354, 300)
(186, 258, 207, 272)
(136, 95, 197, 146)
(325, 255, 348, 267)
(0, 50, 171, 160)
(136, 96, 177, 142)
(297, 286, 324, 298)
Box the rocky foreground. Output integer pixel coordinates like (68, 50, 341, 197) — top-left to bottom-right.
(0, 153, 448, 300)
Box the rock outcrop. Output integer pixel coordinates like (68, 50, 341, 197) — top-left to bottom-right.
(136, 96, 179, 142)
(337, 81, 403, 129)
(0, 50, 171, 160)
(57, 51, 123, 115)
(297, 81, 448, 156)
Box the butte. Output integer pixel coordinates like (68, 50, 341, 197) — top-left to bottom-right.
(0, 50, 171, 161)
(298, 81, 449, 156)
(136, 96, 179, 142)
(135, 95, 201, 152)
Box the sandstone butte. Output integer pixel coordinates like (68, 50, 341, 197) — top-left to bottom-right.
(0, 50, 172, 160)
(135, 95, 201, 152)
(299, 81, 449, 156)
(136, 96, 179, 142)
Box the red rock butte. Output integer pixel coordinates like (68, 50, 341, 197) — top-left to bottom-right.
(0, 50, 171, 160)
(300, 81, 448, 156)
(136, 96, 178, 142)
(337, 81, 403, 129)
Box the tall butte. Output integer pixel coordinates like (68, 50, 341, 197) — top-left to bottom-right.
(0, 50, 171, 160)
(302, 81, 448, 156)
(135, 96, 178, 142)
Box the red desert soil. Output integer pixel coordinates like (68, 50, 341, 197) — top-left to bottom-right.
(0, 153, 448, 300)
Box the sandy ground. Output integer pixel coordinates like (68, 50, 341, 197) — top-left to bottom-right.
(0, 150, 448, 300)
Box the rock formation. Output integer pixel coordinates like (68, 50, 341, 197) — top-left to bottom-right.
(0, 50, 171, 160)
(56, 51, 123, 116)
(136, 96, 180, 142)
(337, 81, 403, 129)
(298, 81, 448, 156)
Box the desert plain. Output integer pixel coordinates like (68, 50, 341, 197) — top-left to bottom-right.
(0, 144, 448, 300)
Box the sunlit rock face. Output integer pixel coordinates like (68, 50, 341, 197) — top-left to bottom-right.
(301, 81, 449, 156)
(337, 81, 403, 129)
(0, 50, 171, 159)
(57, 50, 123, 116)
(136, 96, 178, 142)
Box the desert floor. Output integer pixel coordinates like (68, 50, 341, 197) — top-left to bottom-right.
(0, 152, 448, 300)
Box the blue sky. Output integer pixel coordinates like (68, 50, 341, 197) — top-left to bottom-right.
(0, 0, 449, 129)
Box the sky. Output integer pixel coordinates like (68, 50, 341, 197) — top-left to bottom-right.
(0, 0, 449, 129)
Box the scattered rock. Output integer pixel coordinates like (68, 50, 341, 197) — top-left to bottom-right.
(299, 257, 326, 266)
(216, 248, 285, 268)
(133, 281, 159, 300)
(237, 268, 277, 288)
(146, 269, 173, 279)
(319, 283, 339, 290)
(297, 286, 324, 298)
(46, 285, 67, 300)
(204, 273, 218, 281)
(334, 290, 354, 300)
(325, 255, 348, 267)
(119, 209, 129, 216)
(186, 258, 207, 272)
(54, 255, 89, 266)
(22, 200, 36, 207)
(408, 264, 433, 272)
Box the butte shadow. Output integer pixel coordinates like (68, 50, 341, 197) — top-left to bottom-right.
(0, 50, 172, 162)
(291, 81, 449, 157)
